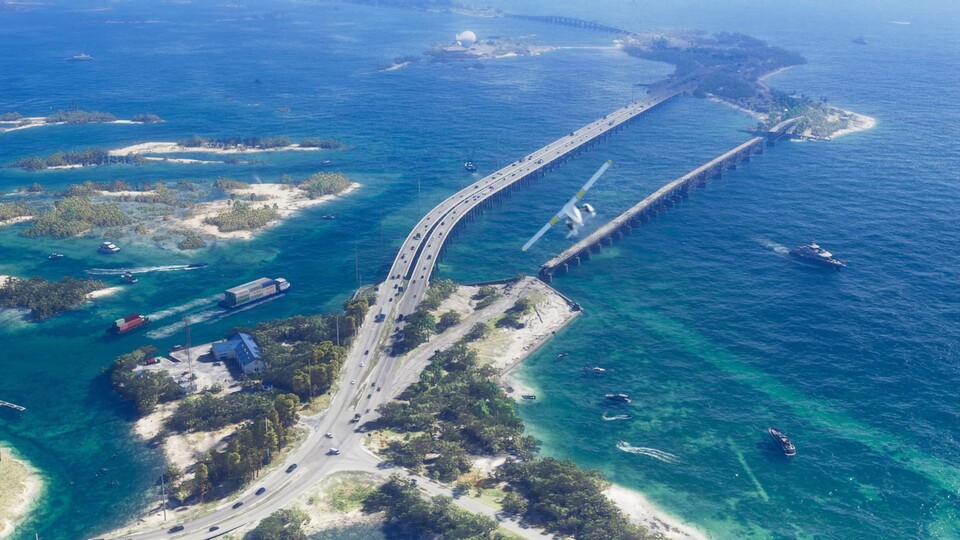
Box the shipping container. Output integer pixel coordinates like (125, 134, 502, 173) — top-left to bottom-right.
(220, 277, 291, 308)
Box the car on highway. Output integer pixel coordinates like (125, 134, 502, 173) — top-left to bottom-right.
(329, 447, 341, 455)
(350, 379, 356, 385)
(168, 525, 184, 533)
(209, 525, 220, 532)
(232, 501, 243, 509)
(325, 432, 333, 438)
(256, 487, 266, 495)
(286, 463, 298, 473)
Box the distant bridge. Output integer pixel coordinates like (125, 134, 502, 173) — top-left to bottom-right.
(0, 399, 25, 411)
(539, 118, 799, 282)
(505, 14, 639, 37)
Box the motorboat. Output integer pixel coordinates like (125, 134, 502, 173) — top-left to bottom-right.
(768, 427, 797, 457)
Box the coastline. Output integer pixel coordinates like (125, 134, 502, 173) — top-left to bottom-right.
(605, 485, 707, 540)
(0, 445, 43, 539)
(107, 141, 328, 157)
(0, 117, 140, 135)
(175, 182, 360, 241)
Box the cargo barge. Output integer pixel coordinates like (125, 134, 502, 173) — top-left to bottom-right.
(108, 313, 149, 334)
(219, 277, 290, 309)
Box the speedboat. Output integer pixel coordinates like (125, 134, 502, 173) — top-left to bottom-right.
(768, 427, 797, 457)
(789, 242, 845, 268)
(605, 393, 631, 404)
(464, 161, 477, 172)
(186, 263, 208, 269)
(121, 272, 138, 283)
(557, 352, 569, 358)
(98, 241, 120, 254)
(66, 53, 94, 62)
(321, 159, 333, 165)
(322, 214, 336, 220)
(521, 394, 536, 400)
(584, 366, 607, 374)
(48, 252, 65, 260)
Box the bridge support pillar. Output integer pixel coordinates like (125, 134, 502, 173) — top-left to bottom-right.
(561, 263, 569, 274)
(572, 256, 581, 267)
(539, 270, 553, 284)
(580, 250, 590, 260)
(591, 243, 602, 253)
(601, 236, 613, 247)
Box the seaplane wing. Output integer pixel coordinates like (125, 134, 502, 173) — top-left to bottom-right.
(521, 160, 612, 251)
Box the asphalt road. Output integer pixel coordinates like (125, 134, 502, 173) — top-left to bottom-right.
(114, 86, 690, 540)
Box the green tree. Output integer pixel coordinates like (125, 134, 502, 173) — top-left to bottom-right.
(245, 509, 309, 540)
(436, 310, 462, 332)
(194, 463, 211, 502)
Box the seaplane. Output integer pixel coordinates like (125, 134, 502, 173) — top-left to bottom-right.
(521, 160, 612, 251)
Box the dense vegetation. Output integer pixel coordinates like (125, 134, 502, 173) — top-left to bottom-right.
(176, 135, 320, 149)
(496, 298, 533, 329)
(21, 196, 132, 238)
(364, 475, 500, 539)
(420, 278, 457, 310)
(298, 171, 352, 199)
(108, 347, 183, 415)
(0, 276, 106, 320)
(168, 392, 277, 432)
(204, 202, 280, 232)
(245, 509, 309, 540)
(246, 297, 370, 399)
(44, 109, 116, 124)
(175, 393, 303, 502)
(377, 344, 538, 481)
(60, 179, 132, 196)
(395, 307, 436, 352)
(473, 285, 501, 310)
(213, 177, 251, 190)
(176, 232, 207, 250)
(496, 458, 651, 539)
(0, 112, 23, 121)
(11, 147, 112, 170)
(0, 201, 31, 221)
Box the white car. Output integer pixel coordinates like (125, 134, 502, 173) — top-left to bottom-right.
(350, 379, 356, 385)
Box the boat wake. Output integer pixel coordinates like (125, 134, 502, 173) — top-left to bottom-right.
(751, 237, 790, 255)
(617, 441, 679, 463)
(145, 295, 282, 338)
(87, 264, 205, 276)
(602, 412, 631, 421)
(146, 295, 221, 322)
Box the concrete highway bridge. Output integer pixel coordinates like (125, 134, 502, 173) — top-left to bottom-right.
(538, 117, 800, 282)
(505, 13, 639, 37)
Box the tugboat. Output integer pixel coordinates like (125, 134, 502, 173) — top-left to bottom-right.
(98, 241, 120, 254)
(121, 272, 138, 284)
(605, 393, 632, 404)
(789, 242, 845, 268)
(66, 53, 94, 62)
(768, 427, 797, 457)
(464, 161, 477, 172)
(584, 366, 607, 374)
(48, 252, 65, 260)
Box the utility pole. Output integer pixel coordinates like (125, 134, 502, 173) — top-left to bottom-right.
(160, 473, 167, 521)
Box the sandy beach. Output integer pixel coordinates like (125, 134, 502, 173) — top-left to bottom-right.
(0, 216, 33, 228)
(0, 117, 139, 134)
(86, 286, 123, 300)
(176, 182, 360, 240)
(605, 485, 707, 540)
(0, 446, 43, 539)
(821, 107, 876, 139)
(108, 141, 327, 157)
(0, 275, 11, 287)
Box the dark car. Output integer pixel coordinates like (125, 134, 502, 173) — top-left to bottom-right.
(168, 524, 184, 533)
(256, 487, 266, 495)
(209, 526, 220, 532)
(232, 501, 243, 509)
(286, 463, 298, 473)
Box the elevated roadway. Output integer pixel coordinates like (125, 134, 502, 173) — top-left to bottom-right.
(114, 81, 696, 539)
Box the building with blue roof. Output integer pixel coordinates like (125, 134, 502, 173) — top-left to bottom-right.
(211, 332, 265, 375)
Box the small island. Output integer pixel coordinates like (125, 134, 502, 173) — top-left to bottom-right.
(0, 275, 108, 320)
(0, 109, 164, 135)
(0, 446, 43, 538)
(622, 31, 875, 140)
(1, 172, 358, 249)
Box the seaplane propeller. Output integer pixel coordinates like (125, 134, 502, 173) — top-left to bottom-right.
(521, 160, 611, 251)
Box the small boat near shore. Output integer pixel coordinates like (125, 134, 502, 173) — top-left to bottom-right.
(605, 393, 632, 404)
(48, 252, 65, 260)
(584, 366, 607, 374)
(322, 214, 336, 220)
(98, 241, 120, 254)
(521, 394, 536, 400)
(768, 427, 797, 457)
(121, 272, 138, 284)
(557, 352, 569, 358)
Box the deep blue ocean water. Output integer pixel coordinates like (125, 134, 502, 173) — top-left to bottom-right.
(0, 1, 958, 538)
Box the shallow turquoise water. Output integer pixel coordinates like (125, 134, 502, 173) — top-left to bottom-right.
(1, 1, 958, 538)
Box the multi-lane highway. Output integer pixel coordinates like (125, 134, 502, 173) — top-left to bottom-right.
(116, 83, 691, 539)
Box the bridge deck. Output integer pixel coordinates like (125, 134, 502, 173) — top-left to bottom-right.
(0, 400, 25, 411)
(539, 118, 800, 277)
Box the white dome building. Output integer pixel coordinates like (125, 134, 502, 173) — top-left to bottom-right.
(455, 30, 477, 48)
